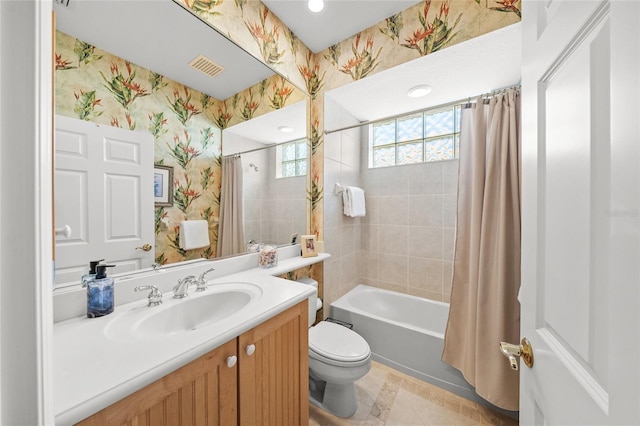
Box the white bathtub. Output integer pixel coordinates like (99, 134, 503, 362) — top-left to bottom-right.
(330, 285, 515, 414)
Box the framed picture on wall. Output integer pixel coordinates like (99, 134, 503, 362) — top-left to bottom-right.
(154, 165, 173, 207)
(301, 234, 317, 258)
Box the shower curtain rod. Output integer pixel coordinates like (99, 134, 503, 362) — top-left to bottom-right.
(223, 136, 307, 157)
(324, 84, 521, 136)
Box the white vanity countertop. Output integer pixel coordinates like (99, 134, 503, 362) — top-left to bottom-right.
(54, 253, 328, 425)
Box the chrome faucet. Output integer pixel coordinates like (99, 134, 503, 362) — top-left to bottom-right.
(173, 275, 196, 299)
(195, 268, 215, 292)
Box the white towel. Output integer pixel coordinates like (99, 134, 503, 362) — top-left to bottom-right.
(179, 220, 210, 250)
(342, 186, 366, 217)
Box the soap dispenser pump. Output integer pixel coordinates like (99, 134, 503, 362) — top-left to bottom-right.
(87, 264, 115, 318)
(81, 259, 105, 287)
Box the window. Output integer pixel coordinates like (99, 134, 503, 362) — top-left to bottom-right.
(369, 106, 461, 168)
(277, 139, 307, 178)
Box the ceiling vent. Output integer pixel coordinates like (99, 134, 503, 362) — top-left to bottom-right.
(188, 55, 224, 79)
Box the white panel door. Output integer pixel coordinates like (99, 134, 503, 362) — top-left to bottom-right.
(54, 115, 154, 285)
(520, 1, 639, 424)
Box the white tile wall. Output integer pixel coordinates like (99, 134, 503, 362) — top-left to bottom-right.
(357, 160, 458, 302)
(323, 97, 459, 308)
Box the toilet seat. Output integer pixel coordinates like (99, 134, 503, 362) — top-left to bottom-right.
(309, 321, 370, 367)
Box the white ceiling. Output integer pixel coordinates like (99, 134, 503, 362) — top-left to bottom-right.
(54, 0, 275, 100)
(325, 23, 522, 125)
(262, 0, 422, 53)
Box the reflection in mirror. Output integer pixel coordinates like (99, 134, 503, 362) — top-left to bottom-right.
(51, 0, 307, 287)
(222, 101, 308, 252)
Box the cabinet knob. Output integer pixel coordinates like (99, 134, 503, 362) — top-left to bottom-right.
(226, 355, 237, 368)
(246, 344, 256, 356)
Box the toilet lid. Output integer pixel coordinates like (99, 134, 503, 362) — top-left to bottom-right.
(309, 321, 370, 362)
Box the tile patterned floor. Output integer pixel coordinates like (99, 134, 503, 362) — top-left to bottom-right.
(309, 361, 518, 426)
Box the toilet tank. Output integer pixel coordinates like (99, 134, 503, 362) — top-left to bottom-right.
(296, 277, 319, 326)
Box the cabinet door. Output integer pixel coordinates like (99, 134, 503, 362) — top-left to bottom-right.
(76, 339, 238, 426)
(238, 301, 309, 426)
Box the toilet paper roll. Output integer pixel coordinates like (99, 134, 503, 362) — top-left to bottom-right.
(316, 298, 323, 311)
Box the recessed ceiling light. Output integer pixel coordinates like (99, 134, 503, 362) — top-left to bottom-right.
(407, 85, 432, 98)
(278, 126, 293, 133)
(308, 0, 324, 13)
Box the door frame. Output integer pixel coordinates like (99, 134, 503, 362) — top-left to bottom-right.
(0, 0, 55, 424)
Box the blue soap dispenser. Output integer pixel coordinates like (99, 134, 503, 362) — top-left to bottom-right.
(87, 264, 115, 318)
(81, 259, 104, 287)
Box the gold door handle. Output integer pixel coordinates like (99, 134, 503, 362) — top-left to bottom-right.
(135, 244, 152, 252)
(499, 338, 534, 370)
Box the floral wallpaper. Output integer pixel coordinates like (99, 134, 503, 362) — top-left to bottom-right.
(176, 0, 521, 243)
(216, 74, 307, 130)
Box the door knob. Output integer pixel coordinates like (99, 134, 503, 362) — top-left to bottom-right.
(499, 337, 534, 370)
(55, 225, 72, 238)
(135, 244, 152, 251)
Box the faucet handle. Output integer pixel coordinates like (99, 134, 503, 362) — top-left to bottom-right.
(134, 285, 163, 307)
(196, 267, 215, 292)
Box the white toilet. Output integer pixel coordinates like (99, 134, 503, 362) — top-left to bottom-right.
(298, 278, 372, 418)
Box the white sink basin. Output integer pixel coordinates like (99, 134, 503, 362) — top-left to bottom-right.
(105, 282, 262, 341)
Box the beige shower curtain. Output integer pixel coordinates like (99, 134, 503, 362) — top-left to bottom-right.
(442, 90, 521, 411)
(217, 155, 245, 257)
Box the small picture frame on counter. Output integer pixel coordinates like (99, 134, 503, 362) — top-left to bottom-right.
(301, 234, 317, 258)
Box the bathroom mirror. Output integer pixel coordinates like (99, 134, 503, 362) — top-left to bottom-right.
(222, 100, 309, 247)
(52, 0, 309, 287)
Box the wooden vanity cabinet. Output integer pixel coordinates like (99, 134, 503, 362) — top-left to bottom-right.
(75, 301, 308, 426)
(76, 338, 238, 426)
(239, 300, 309, 425)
